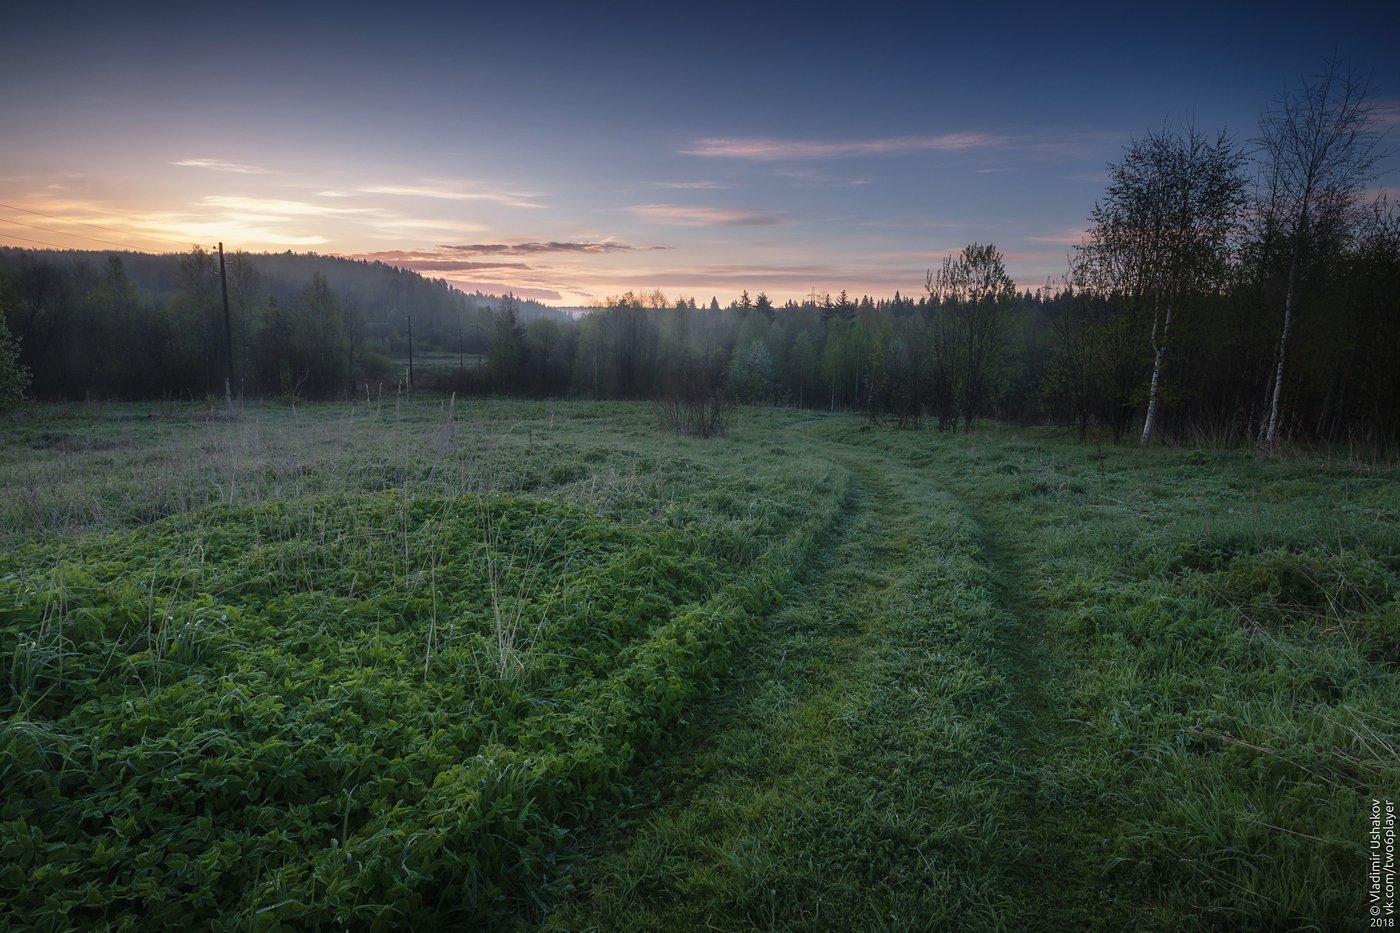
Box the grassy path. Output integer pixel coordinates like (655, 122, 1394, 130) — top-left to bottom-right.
(10, 402, 1390, 928)
(825, 425, 1400, 930)
(545, 442, 1051, 930)
(943, 479, 1090, 931)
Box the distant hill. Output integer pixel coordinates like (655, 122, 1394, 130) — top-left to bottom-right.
(0, 246, 577, 399)
(0, 246, 568, 348)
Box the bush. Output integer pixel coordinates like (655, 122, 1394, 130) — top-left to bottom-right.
(354, 350, 395, 387)
(0, 313, 30, 409)
(656, 394, 733, 438)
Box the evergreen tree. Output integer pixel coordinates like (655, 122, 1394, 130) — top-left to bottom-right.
(489, 294, 528, 390)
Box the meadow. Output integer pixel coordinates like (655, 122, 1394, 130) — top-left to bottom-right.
(2, 398, 1397, 930)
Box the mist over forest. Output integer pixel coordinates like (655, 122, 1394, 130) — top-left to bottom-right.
(3, 186, 1397, 448)
(2, 60, 1398, 449)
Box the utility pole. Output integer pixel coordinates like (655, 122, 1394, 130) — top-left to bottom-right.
(458, 320, 464, 370)
(406, 312, 414, 391)
(217, 242, 235, 410)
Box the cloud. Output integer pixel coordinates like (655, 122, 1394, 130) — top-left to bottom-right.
(436, 240, 664, 256)
(651, 181, 732, 190)
(990, 248, 1074, 266)
(200, 195, 382, 217)
(678, 129, 1123, 167)
(171, 158, 270, 175)
(370, 218, 490, 234)
(1372, 101, 1400, 126)
(340, 242, 675, 305)
(357, 182, 545, 209)
(392, 260, 534, 272)
(0, 173, 86, 183)
(558, 261, 942, 301)
(629, 204, 793, 226)
(680, 132, 1010, 161)
(776, 168, 873, 187)
(439, 280, 563, 302)
(1026, 227, 1090, 246)
(134, 216, 328, 246)
(0, 197, 334, 250)
(349, 250, 532, 272)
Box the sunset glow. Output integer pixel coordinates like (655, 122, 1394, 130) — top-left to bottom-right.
(3, 2, 1397, 305)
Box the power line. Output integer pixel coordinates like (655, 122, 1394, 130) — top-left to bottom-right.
(0, 215, 145, 252)
(0, 230, 76, 250)
(0, 201, 196, 250)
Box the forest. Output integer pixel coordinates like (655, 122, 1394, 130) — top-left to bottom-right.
(2, 67, 1397, 448)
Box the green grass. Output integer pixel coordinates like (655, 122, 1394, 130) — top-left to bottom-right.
(1, 400, 1397, 929)
(817, 423, 1400, 929)
(394, 350, 487, 382)
(0, 400, 848, 928)
(545, 450, 1033, 930)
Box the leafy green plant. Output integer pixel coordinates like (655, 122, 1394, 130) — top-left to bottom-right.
(0, 312, 29, 410)
(0, 400, 849, 929)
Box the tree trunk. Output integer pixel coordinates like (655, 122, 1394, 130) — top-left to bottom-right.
(1263, 259, 1298, 451)
(1140, 296, 1173, 449)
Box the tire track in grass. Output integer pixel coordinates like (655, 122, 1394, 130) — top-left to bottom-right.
(938, 478, 1080, 931)
(544, 445, 1036, 931)
(846, 429, 1086, 930)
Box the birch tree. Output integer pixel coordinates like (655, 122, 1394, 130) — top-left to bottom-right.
(1256, 57, 1386, 450)
(1077, 125, 1247, 447)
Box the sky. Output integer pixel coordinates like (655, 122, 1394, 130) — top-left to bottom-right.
(3, 1, 1398, 306)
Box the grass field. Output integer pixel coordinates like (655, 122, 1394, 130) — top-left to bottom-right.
(2, 399, 1397, 930)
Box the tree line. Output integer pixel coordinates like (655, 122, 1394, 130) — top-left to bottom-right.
(0, 247, 533, 401)
(468, 57, 1399, 447)
(1, 58, 1395, 445)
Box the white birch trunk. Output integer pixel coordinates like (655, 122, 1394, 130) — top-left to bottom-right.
(1139, 295, 1173, 449)
(1263, 260, 1298, 451)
